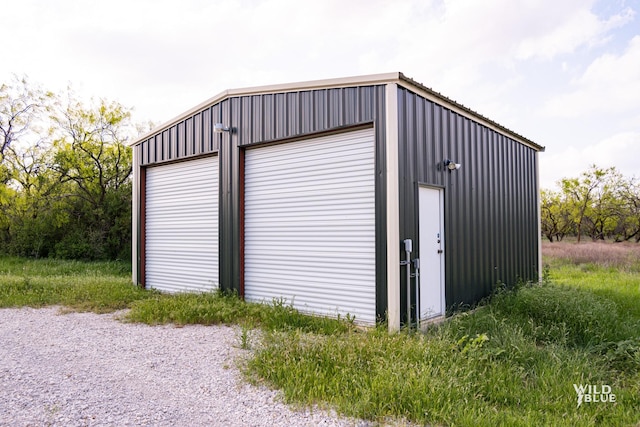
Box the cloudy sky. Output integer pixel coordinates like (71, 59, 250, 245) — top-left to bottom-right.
(2, 0, 639, 189)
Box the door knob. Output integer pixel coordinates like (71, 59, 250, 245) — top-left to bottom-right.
(437, 249, 443, 254)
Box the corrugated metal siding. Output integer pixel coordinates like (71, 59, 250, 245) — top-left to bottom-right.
(145, 156, 219, 292)
(397, 87, 539, 316)
(221, 86, 388, 320)
(244, 129, 376, 324)
(135, 85, 388, 317)
(139, 108, 220, 166)
(234, 87, 380, 146)
(134, 79, 538, 324)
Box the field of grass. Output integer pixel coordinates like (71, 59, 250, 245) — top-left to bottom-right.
(543, 241, 640, 319)
(0, 257, 150, 312)
(0, 256, 349, 335)
(1, 243, 639, 426)
(245, 242, 640, 426)
(125, 292, 351, 335)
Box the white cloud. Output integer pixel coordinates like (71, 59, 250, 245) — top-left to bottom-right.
(2, 0, 638, 132)
(3, 0, 639, 200)
(542, 35, 640, 117)
(371, 0, 636, 129)
(516, 6, 634, 60)
(540, 131, 640, 189)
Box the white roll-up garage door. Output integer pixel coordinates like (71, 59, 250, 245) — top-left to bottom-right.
(145, 156, 218, 293)
(244, 128, 376, 324)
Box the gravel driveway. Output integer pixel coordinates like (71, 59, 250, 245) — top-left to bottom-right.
(0, 307, 366, 427)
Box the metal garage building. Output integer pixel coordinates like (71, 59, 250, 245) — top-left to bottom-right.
(131, 72, 544, 331)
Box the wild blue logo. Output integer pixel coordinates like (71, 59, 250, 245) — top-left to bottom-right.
(573, 384, 616, 408)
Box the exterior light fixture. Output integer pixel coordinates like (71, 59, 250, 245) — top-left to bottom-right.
(214, 123, 230, 133)
(443, 159, 461, 171)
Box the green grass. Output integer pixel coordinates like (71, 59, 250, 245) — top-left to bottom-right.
(547, 264, 640, 319)
(0, 256, 132, 277)
(246, 282, 640, 426)
(0, 256, 350, 334)
(245, 254, 640, 426)
(1, 253, 639, 426)
(125, 292, 351, 335)
(0, 256, 149, 312)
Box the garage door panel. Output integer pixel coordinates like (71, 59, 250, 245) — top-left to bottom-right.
(244, 129, 376, 324)
(246, 162, 373, 181)
(249, 277, 376, 298)
(248, 135, 371, 159)
(247, 181, 374, 197)
(146, 243, 217, 251)
(243, 230, 374, 240)
(247, 263, 375, 279)
(147, 199, 216, 210)
(145, 156, 219, 293)
(248, 165, 373, 180)
(146, 228, 217, 236)
(246, 241, 375, 251)
(246, 164, 373, 183)
(245, 189, 373, 205)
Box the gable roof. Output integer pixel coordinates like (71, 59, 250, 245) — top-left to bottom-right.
(131, 72, 544, 151)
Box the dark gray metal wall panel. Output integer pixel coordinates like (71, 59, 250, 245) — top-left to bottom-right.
(228, 87, 383, 146)
(397, 87, 538, 319)
(217, 99, 233, 291)
(185, 117, 193, 156)
(177, 121, 185, 157)
(139, 110, 220, 166)
(193, 113, 201, 155)
(300, 91, 313, 134)
(219, 98, 240, 292)
(203, 108, 213, 152)
(170, 127, 176, 159)
(286, 92, 300, 136)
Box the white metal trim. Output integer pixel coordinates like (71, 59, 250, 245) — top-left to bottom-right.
(132, 147, 139, 285)
(385, 83, 401, 332)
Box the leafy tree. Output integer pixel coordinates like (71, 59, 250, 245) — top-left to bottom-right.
(560, 165, 615, 243)
(582, 167, 624, 241)
(612, 177, 640, 242)
(0, 78, 135, 260)
(543, 165, 640, 243)
(540, 189, 573, 242)
(0, 143, 64, 257)
(0, 76, 52, 162)
(51, 96, 133, 259)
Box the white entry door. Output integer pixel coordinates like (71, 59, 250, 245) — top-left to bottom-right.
(418, 186, 445, 321)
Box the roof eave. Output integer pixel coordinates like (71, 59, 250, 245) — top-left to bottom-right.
(129, 72, 402, 146)
(130, 71, 544, 152)
(396, 72, 545, 152)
